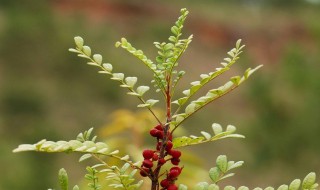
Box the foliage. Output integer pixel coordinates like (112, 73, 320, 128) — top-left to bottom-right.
(13, 8, 318, 190)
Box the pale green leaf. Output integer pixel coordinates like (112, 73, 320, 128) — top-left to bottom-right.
(127, 92, 140, 96)
(289, 179, 301, 190)
(195, 182, 209, 190)
(216, 155, 228, 173)
(111, 73, 124, 81)
(109, 150, 120, 155)
(224, 186, 236, 190)
(302, 172, 316, 189)
(74, 36, 84, 48)
(208, 184, 219, 190)
(136, 86, 150, 96)
(185, 103, 197, 114)
(226, 125, 236, 133)
(238, 186, 249, 190)
(79, 153, 92, 162)
(277, 185, 288, 190)
(93, 54, 102, 64)
(120, 155, 130, 161)
(228, 161, 244, 170)
(82, 46, 91, 56)
(179, 184, 188, 190)
(201, 131, 212, 140)
(212, 123, 223, 135)
(264, 187, 275, 190)
(145, 99, 159, 106)
(59, 168, 69, 190)
(125, 77, 138, 88)
(68, 48, 80, 53)
(209, 167, 221, 183)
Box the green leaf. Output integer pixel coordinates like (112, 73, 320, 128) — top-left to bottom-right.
(208, 184, 219, 190)
(79, 153, 92, 162)
(289, 179, 301, 190)
(209, 167, 220, 183)
(277, 185, 288, 190)
(216, 155, 228, 173)
(74, 36, 84, 48)
(102, 63, 113, 72)
(195, 182, 209, 190)
(120, 155, 130, 161)
(238, 186, 249, 190)
(212, 123, 223, 135)
(264, 187, 275, 190)
(93, 54, 102, 65)
(125, 77, 138, 88)
(111, 73, 125, 81)
(185, 103, 197, 114)
(173, 123, 244, 148)
(179, 184, 188, 190)
(171, 26, 179, 35)
(201, 131, 212, 140)
(145, 99, 159, 107)
(59, 168, 69, 190)
(227, 161, 244, 170)
(302, 172, 316, 189)
(224, 186, 236, 190)
(136, 86, 150, 96)
(82, 46, 91, 56)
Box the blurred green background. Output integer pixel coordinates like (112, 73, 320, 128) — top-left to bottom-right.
(1, 0, 320, 189)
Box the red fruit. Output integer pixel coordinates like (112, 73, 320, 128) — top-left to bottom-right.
(160, 179, 170, 188)
(168, 169, 180, 179)
(152, 153, 159, 161)
(158, 158, 166, 165)
(142, 149, 154, 159)
(169, 150, 181, 158)
(170, 167, 181, 174)
(165, 141, 173, 151)
(150, 129, 158, 137)
(156, 130, 164, 139)
(171, 158, 180, 165)
(139, 168, 149, 177)
(168, 133, 173, 141)
(142, 159, 153, 168)
(155, 124, 163, 131)
(168, 184, 178, 190)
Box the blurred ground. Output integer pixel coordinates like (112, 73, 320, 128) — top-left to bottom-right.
(0, 0, 320, 189)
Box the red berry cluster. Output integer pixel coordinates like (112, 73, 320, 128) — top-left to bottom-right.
(140, 124, 182, 190)
(160, 167, 182, 190)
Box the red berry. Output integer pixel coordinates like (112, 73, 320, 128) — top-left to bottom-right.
(158, 158, 166, 165)
(152, 153, 159, 161)
(168, 169, 180, 179)
(150, 129, 158, 137)
(171, 158, 180, 165)
(169, 150, 181, 158)
(170, 167, 181, 174)
(139, 168, 149, 177)
(142, 150, 154, 159)
(155, 124, 163, 131)
(168, 184, 178, 190)
(156, 130, 164, 139)
(142, 159, 153, 168)
(160, 179, 170, 188)
(165, 141, 173, 151)
(168, 133, 173, 141)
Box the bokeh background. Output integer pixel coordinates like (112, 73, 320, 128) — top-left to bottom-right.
(1, 0, 320, 189)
